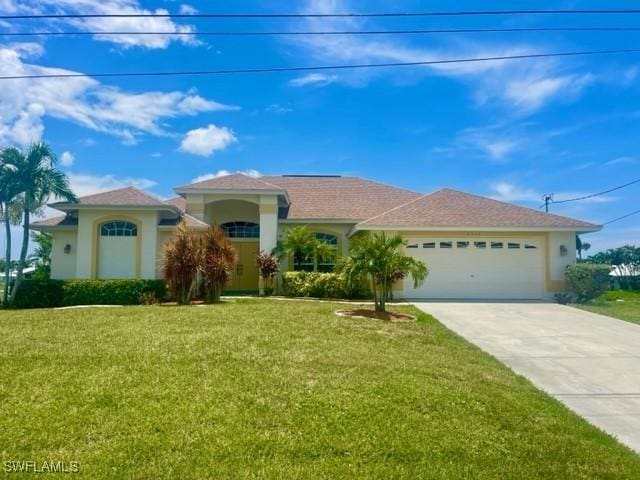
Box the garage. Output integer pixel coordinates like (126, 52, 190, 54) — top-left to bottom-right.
(402, 237, 545, 300)
(97, 220, 138, 279)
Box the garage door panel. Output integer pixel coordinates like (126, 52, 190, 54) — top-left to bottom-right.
(403, 237, 544, 300)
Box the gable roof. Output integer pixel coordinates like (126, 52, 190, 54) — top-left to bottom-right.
(260, 175, 421, 220)
(50, 186, 173, 210)
(176, 173, 286, 192)
(31, 215, 76, 228)
(357, 188, 600, 231)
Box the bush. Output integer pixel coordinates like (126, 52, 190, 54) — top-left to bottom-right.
(565, 264, 611, 302)
(282, 271, 369, 299)
(11, 279, 64, 309)
(614, 276, 640, 291)
(62, 280, 166, 306)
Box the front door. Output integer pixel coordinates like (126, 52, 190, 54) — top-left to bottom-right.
(227, 242, 260, 291)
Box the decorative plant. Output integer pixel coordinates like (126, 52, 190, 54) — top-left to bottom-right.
(338, 232, 428, 313)
(256, 251, 279, 295)
(199, 225, 238, 303)
(162, 221, 200, 305)
(276, 225, 336, 271)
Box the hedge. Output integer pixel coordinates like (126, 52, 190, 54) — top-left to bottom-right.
(10, 279, 166, 309)
(565, 263, 611, 302)
(282, 271, 370, 299)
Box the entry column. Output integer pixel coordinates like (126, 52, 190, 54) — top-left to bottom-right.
(259, 195, 279, 293)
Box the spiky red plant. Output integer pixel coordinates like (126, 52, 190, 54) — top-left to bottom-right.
(200, 225, 238, 303)
(256, 251, 279, 295)
(161, 221, 200, 305)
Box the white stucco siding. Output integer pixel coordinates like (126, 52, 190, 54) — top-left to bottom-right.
(98, 236, 136, 279)
(548, 231, 577, 290)
(50, 230, 77, 279)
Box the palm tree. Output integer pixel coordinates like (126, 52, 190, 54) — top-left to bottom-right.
(5, 143, 76, 304)
(338, 232, 428, 313)
(0, 147, 23, 305)
(277, 225, 336, 271)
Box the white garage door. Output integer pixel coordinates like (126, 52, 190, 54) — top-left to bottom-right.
(98, 221, 137, 279)
(403, 237, 544, 300)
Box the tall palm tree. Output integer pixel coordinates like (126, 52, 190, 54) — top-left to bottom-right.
(5, 143, 76, 304)
(0, 147, 23, 305)
(338, 232, 428, 312)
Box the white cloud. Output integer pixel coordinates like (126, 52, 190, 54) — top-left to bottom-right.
(66, 172, 157, 197)
(489, 182, 540, 202)
(180, 124, 237, 157)
(265, 104, 293, 113)
(289, 73, 339, 87)
(0, 47, 237, 145)
(192, 169, 262, 183)
(455, 125, 523, 162)
(604, 156, 637, 166)
(179, 4, 198, 15)
(504, 74, 593, 112)
(12, 0, 198, 49)
(59, 151, 74, 167)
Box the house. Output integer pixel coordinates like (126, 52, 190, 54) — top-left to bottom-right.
(31, 173, 601, 299)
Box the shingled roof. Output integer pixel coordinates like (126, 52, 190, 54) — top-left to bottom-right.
(50, 187, 171, 209)
(357, 188, 600, 230)
(260, 175, 421, 220)
(176, 173, 285, 192)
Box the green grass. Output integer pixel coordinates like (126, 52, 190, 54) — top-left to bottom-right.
(1, 299, 638, 479)
(576, 290, 640, 325)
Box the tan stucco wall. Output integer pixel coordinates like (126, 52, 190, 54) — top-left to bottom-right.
(50, 230, 77, 279)
(205, 200, 259, 225)
(155, 229, 174, 278)
(74, 209, 159, 279)
(547, 231, 576, 291)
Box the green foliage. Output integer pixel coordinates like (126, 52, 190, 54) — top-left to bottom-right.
(587, 245, 639, 290)
(338, 232, 428, 312)
(62, 280, 166, 306)
(11, 279, 64, 309)
(30, 231, 52, 267)
(282, 271, 370, 299)
(276, 225, 337, 272)
(565, 263, 611, 302)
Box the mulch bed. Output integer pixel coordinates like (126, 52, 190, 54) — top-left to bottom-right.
(336, 309, 416, 322)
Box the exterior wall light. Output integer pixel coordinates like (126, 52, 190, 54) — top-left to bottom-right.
(64, 244, 72, 254)
(559, 245, 568, 256)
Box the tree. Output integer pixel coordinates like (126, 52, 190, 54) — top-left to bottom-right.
(338, 232, 428, 313)
(4, 143, 76, 304)
(30, 231, 52, 279)
(256, 251, 278, 295)
(200, 225, 237, 303)
(576, 235, 592, 261)
(1, 147, 23, 305)
(277, 225, 336, 271)
(162, 222, 201, 305)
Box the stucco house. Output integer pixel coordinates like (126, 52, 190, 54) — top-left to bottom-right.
(31, 173, 600, 299)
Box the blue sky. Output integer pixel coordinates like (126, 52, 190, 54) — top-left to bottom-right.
(1, 0, 639, 257)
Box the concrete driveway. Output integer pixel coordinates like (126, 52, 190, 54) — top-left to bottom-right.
(413, 301, 640, 453)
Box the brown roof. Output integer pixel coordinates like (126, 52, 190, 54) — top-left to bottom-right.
(358, 188, 599, 229)
(51, 186, 169, 208)
(177, 173, 285, 191)
(165, 196, 186, 211)
(31, 215, 77, 227)
(261, 175, 421, 220)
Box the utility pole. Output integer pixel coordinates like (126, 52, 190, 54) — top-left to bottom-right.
(542, 193, 553, 213)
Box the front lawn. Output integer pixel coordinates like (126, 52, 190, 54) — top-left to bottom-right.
(575, 290, 640, 325)
(1, 299, 638, 478)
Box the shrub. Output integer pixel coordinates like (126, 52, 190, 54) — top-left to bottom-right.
(256, 251, 278, 295)
(565, 263, 611, 302)
(282, 271, 369, 299)
(11, 279, 64, 308)
(62, 279, 166, 306)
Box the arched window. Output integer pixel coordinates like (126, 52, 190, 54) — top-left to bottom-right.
(100, 221, 137, 237)
(221, 221, 260, 238)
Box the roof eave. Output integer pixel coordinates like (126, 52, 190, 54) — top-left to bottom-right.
(354, 225, 602, 233)
(49, 203, 181, 215)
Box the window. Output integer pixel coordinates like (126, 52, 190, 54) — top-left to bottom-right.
(508, 242, 521, 249)
(524, 244, 537, 249)
(491, 241, 504, 249)
(221, 221, 259, 238)
(100, 221, 137, 237)
(406, 244, 418, 249)
(423, 242, 436, 249)
(439, 241, 452, 249)
(294, 232, 338, 273)
(457, 241, 470, 249)
(474, 241, 487, 249)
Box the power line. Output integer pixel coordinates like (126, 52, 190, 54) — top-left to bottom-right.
(603, 209, 640, 225)
(552, 178, 640, 204)
(5, 27, 640, 37)
(4, 10, 640, 20)
(2, 48, 640, 81)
